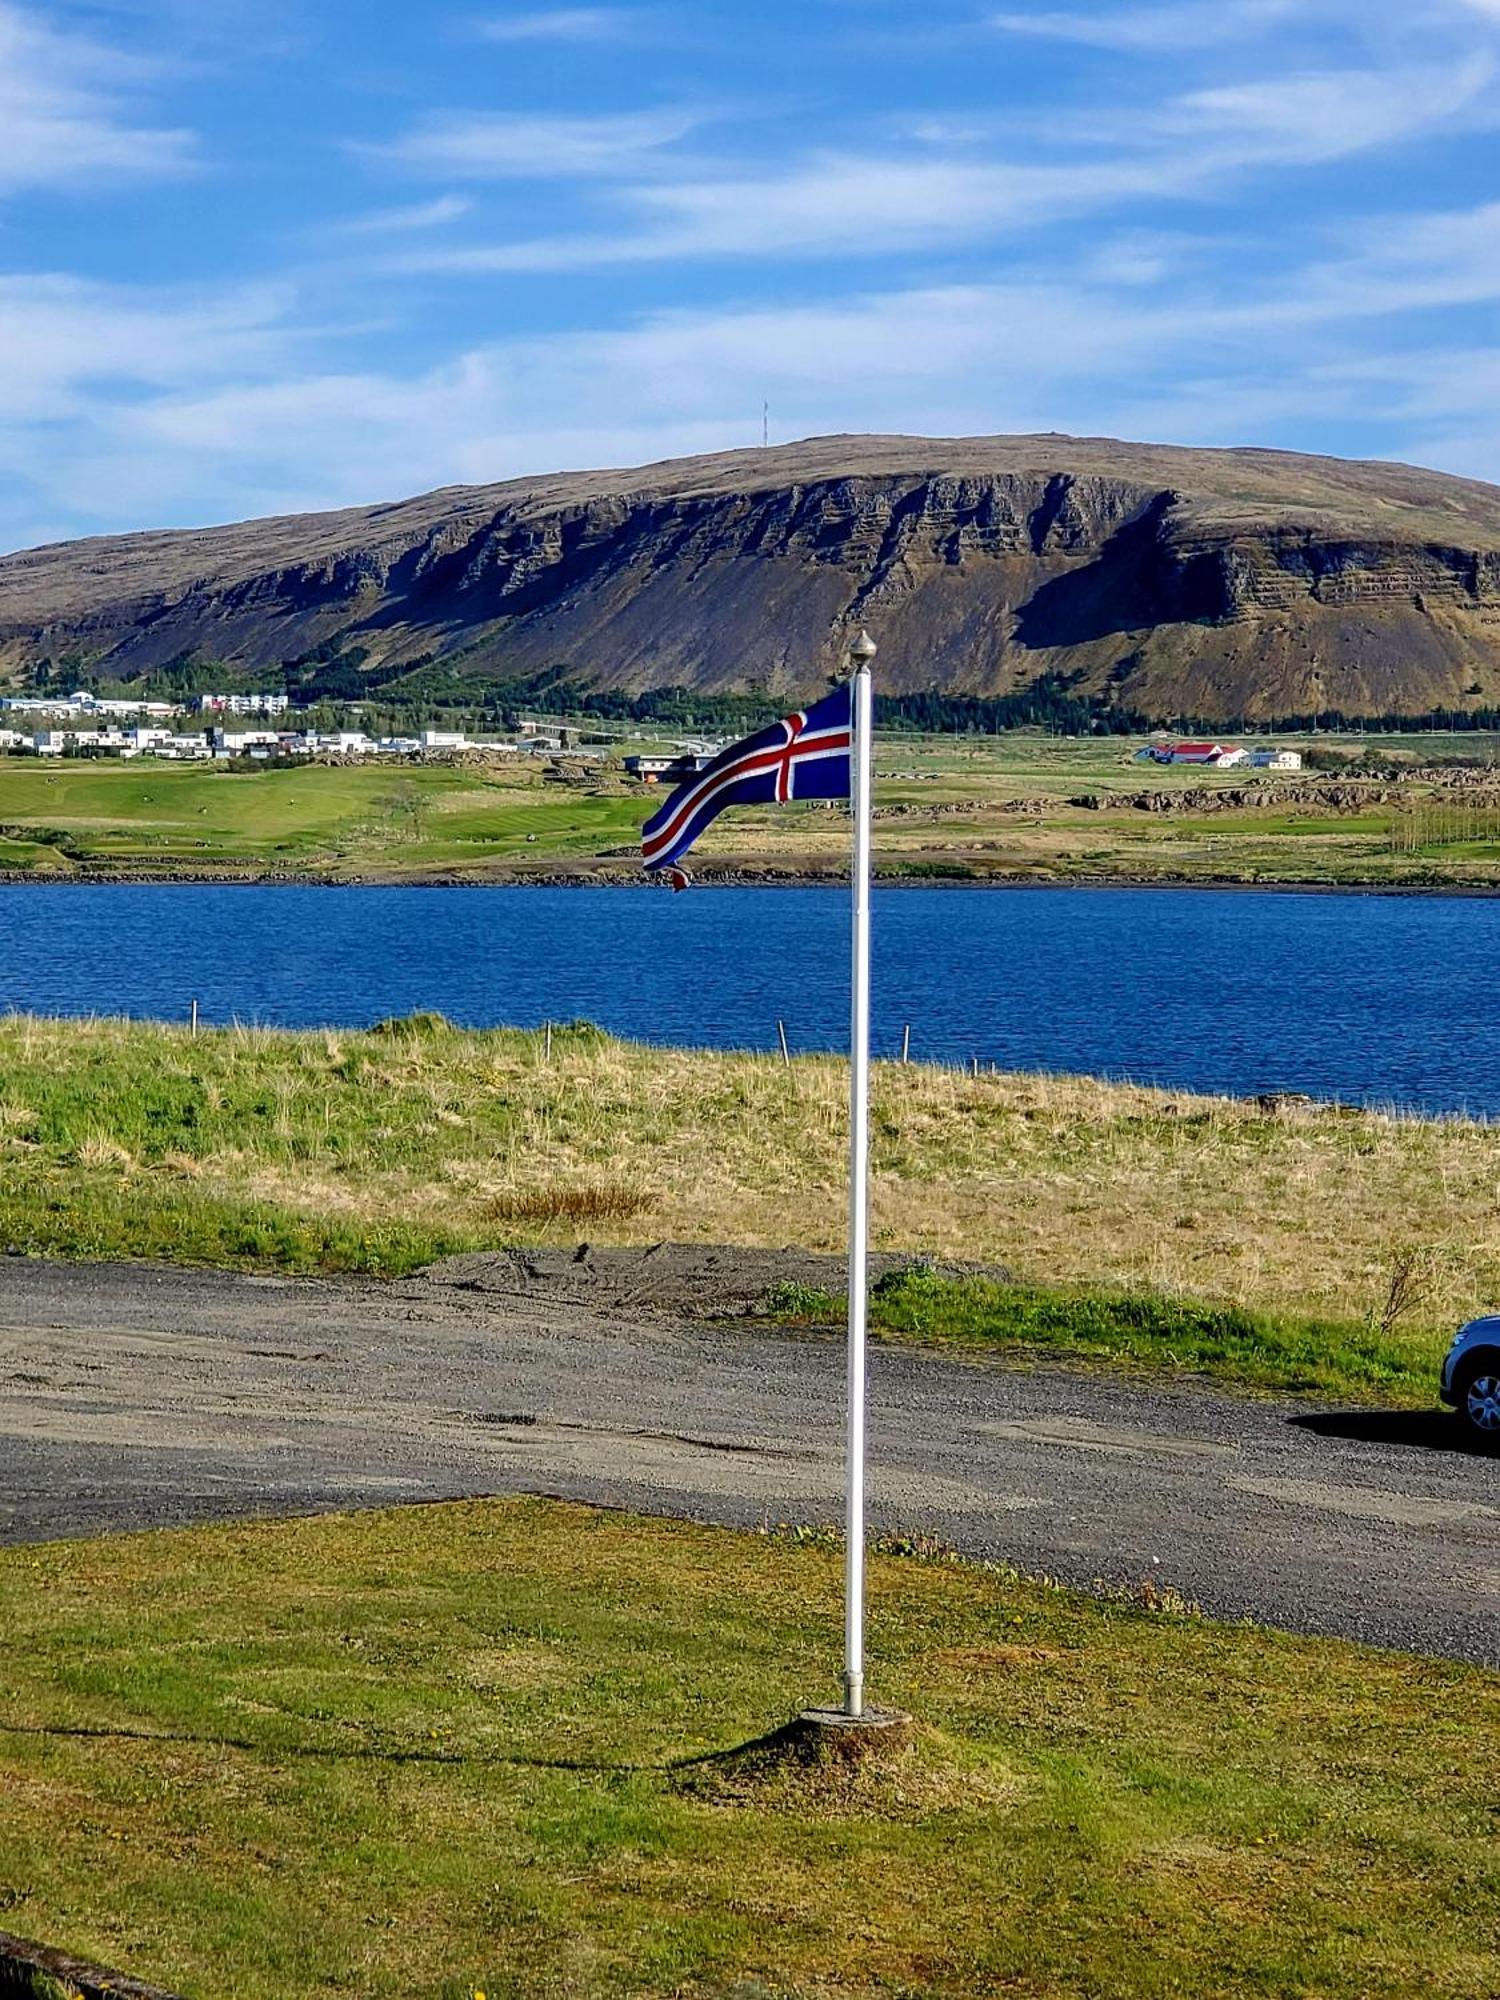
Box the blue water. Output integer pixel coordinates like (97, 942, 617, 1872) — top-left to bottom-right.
(0, 882, 1492, 1115)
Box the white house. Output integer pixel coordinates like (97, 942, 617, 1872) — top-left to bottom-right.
(1250, 747, 1304, 771)
(211, 728, 283, 756)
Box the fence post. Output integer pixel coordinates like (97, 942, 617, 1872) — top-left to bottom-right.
(190, 999, 198, 1039)
(543, 1020, 552, 1064)
(777, 1019, 791, 1066)
(901, 1024, 911, 1065)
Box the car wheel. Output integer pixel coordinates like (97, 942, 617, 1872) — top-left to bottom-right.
(1457, 1361, 1500, 1446)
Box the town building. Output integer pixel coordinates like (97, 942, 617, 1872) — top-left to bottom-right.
(210, 728, 283, 757)
(196, 693, 291, 716)
(2, 690, 180, 720)
(624, 754, 681, 783)
(624, 751, 716, 785)
(1142, 741, 1249, 768)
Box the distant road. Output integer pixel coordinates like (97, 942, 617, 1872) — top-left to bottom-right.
(0, 1253, 1495, 1668)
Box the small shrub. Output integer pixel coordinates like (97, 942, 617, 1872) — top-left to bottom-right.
(761, 1280, 842, 1319)
(1096, 1573, 1203, 1619)
(759, 1519, 843, 1549)
(1376, 1247, 1437, 1337)
(871, 1530, 965, 1566)
(554, 1019, 610, 1044)
(369, 1011, 453, 1037)
(870, 1263, 947, 1328)
(74, 1133, 135, 1170)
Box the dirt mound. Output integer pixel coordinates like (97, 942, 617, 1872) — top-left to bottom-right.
(414, 1242, 965, 1320)
(675, 1711, 1019, 1821)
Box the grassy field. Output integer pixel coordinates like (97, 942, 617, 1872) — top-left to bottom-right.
(0, 1012, 1489, 1400)
(0, 758, 645, 878)
(704, 731, 1500, 887)
(0, 1496, 1494, 1999)
(7, 732, 1500, 884)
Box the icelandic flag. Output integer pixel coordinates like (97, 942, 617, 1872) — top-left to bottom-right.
(641, 682, 853, 886)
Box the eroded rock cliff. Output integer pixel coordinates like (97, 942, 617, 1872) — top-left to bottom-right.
(6, 432, 1500, 720)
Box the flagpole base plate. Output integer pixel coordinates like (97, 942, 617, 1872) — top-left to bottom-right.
(793, 1706, 915, 1766)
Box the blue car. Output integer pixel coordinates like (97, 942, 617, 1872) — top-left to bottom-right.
(1440, 1316, 1500, 1444)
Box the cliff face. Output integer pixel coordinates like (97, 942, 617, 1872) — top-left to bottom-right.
(6, 433, 1500, 720)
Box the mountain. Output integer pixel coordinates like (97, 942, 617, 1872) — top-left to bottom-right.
(7, 432, 1500, 721)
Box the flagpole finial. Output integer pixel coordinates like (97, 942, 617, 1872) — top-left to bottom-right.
(846, 629, 877, 673)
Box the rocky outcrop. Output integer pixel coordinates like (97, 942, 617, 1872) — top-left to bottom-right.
(7, 432, 1500, 721)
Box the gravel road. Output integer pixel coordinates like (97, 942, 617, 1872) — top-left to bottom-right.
(0, 1247, 1494, 1666)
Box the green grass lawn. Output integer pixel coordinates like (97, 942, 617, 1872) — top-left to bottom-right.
(0, 835, 61, 869)
(0, 1498, 1494, 1999)
(0, 761, 647, 875)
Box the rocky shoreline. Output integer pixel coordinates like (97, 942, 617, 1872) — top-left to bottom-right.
(5, 858, 1500, 898)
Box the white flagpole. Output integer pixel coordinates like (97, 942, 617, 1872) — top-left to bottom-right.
(844, 628, 877, 1720)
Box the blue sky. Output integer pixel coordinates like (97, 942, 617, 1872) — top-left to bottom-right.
(5, 0, 1500, 551)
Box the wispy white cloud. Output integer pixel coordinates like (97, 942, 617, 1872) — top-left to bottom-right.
(1266, 342, 1500, 484)
(6, 0, 1500, 549)
(0, 273, 288, 419)
(13, 231, 1500, 553)
(0, 271, 1180, 545)
(1260, 199, 1500, 323)
(67, 281, 1165, 520)
(477, 8, 635, 42)
(398, 151, 1173, 271)
(335, 194, 474, 235)
(1144, 57, 1496, 165)
(990, 0, 1497, 51)
(0, 255, 1443, 547)
(0, 0, 194, 198)
(393, 52, 1490, 277)
(989, 1, 1300, 54)
(365, 106, 699, 179)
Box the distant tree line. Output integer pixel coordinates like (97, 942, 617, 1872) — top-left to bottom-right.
(1158, 706, 1500, 737)
(876, 680, 1149, 735)
(468, 667, 1157, 737)
(27, 642, 1500, 740)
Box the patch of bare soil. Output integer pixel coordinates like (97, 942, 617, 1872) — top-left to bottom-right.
(412, 1242, 995, 1322)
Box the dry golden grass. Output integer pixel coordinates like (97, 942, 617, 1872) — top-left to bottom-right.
(575, 1052, 1498, 1331)
(1, 1012, 1496, 1339)
(487, 1183, 651, 1224)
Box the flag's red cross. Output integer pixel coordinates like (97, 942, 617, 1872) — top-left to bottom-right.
(772, 712, 807, 803)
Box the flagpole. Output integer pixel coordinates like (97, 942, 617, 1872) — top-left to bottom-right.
(844, 628, 877, 1720)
